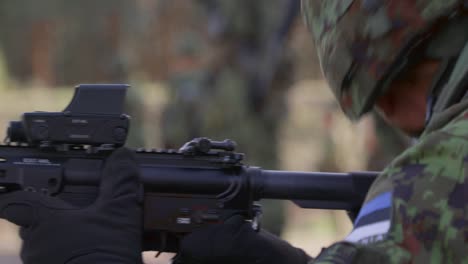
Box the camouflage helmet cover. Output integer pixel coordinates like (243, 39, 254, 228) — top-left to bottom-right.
(302, 0, 467, 120)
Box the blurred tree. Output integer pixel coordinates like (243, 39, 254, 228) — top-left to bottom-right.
(0, 0, 146, 145)
(55, 0, 135, 84)
(0, 0, 61, 85)
(0, 0, 139, 86)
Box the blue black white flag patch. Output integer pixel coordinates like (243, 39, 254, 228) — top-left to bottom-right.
(345, 191, 392, 244)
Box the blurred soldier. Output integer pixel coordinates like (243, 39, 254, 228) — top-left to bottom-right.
(171, 0, 468, 263)
(161, 31, 207, 149)
(160, 0, 301, 236)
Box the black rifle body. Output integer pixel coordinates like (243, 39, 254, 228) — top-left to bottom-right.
(0, 144, 377, 252)
(0, 84, 378, 252)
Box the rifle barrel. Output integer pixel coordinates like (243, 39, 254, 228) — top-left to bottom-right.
(256, 170, 377, 200)
(254, 170, 378, 210)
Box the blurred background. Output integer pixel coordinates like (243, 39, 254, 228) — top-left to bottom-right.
(0, 1, 411, 263)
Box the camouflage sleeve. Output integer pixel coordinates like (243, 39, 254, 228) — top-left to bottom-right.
(310, 110, 468, 264)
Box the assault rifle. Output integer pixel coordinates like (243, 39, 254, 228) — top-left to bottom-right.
(0, 84, 378, 252)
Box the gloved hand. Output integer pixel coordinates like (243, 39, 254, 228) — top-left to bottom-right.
(0, 148, 142, 264)
(175, 214, 312, 264)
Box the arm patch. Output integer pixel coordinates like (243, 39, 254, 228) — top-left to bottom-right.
(345, 192, 392, 244)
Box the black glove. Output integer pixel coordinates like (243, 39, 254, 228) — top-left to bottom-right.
(176, 214, 312, 264)
(0, 148, 142, 264)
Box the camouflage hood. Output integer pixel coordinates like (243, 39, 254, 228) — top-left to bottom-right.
(424, 40, 468, 135)
(302, 0, 468, 120)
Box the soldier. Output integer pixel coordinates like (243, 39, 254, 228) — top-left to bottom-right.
(0, 0, 467, 264)
(171, 0, 468, 263)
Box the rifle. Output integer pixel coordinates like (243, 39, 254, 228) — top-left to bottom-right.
(0, 84, 378, 252)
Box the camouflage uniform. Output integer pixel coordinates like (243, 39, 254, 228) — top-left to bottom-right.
(303, 0, 468, 263)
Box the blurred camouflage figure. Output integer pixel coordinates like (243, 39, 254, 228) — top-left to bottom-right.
(160, 0, 301, 236)
(161, 30, 207, 148)
(301, 0, 468, 262)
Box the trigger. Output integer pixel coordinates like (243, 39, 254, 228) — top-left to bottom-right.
(251, 203, 263, 232)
